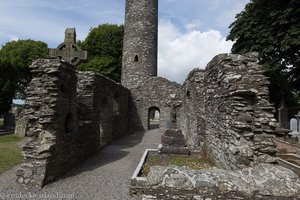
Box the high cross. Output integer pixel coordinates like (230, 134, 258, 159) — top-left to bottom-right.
(49, 28, 87, 65)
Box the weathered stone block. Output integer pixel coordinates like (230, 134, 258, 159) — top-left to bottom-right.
(161, 135, 186, 147)
(159, 145, 190, 155)
(138, 164, 300, 199)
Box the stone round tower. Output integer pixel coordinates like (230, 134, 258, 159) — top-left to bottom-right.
(121, 0, 158, 89)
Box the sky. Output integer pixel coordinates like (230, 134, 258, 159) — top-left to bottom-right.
(0, 0, 250, 83)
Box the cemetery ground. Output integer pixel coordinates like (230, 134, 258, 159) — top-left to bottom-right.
(0, 135, 24, 174)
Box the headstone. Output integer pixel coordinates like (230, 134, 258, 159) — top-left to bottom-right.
(14, 111, 27, 137)
(154, 110, 160, 120)
(49, 28, 87, 65)
(289, 118, 299, 137)
(278, 102, 289, 128)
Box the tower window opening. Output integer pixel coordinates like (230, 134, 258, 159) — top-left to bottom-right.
(134, 55, 139, 62)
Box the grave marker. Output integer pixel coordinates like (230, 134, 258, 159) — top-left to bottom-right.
(289, 118, 299, 137)
(278, 102, 288, 128)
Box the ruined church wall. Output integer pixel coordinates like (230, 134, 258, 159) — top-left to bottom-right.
(130, 77, 181, 131)
(17, 59, 78, 187)
(17, 59, 130, 187)
(180, 69, 206, 150)
(77, 72, 130, 146)
(180, 53, 278, 169)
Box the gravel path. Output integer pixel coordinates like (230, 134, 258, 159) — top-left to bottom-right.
(0, 128, 162, 200)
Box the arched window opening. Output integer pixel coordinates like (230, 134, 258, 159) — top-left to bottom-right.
(101, 97, 108, 105)
(64, 112, 73, 133)
(134, 55, 139, 62)
(99, 97, 111, 145)
(113, 92, 120, 115)
(186, 90, 190, 97)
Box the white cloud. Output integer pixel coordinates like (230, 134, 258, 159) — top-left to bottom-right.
(158, 20, 233, 83)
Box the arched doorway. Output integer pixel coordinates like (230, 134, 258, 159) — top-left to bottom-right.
(148, 106, 160, 130)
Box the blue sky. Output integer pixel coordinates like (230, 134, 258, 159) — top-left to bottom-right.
(0, 0, 249, 83)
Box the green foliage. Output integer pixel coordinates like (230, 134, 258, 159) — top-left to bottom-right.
(0, 135, 24, 174)
(227, 0, 300, 108)
(77, 24, 124, 82)
(0, 40, 48, 114)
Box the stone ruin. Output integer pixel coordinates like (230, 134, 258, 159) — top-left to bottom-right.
(180, 53, 278, 169)
(130, 53, 300, 199)
(14, 0, 300, 198)
(16, 59, 129, 187)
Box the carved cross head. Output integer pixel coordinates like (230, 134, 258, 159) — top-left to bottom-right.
(49, 28, 87, 65)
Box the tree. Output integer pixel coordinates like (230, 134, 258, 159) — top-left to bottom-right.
(227, 0, 300, 108)
(77, 24, 124, 82)
(0, 40, 48, 114)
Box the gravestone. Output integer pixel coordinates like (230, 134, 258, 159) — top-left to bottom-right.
(49, 28, 87, 65)
(14, 110, 27, 137)
(289, 118, 299, 137)
(278, 102, 288, 128)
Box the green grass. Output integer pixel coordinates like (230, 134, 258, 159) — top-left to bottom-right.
(0, 118, 3, 129)
(0, 135, 24, 174)
(141, 153, 215, 176)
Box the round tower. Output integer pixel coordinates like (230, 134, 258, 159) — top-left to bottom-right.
(121, 0, 158, 89)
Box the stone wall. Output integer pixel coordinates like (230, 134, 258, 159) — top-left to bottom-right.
(134, 165, 300, 199)
(17, 59, 130, 187)
(180, 69, 206, 151)
(180, 53, 278, 169)
(77, 72, 130, 146)
(17, 59, 78, 187)
(130, 77, 181, 131)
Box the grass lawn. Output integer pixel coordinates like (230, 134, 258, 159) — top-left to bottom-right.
(0, 118, 3, 129)
(141, 152, 215, 176)
(0, 135, 24, 174)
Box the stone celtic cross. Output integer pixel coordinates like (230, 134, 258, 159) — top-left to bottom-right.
(49, 28, 87, 65)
